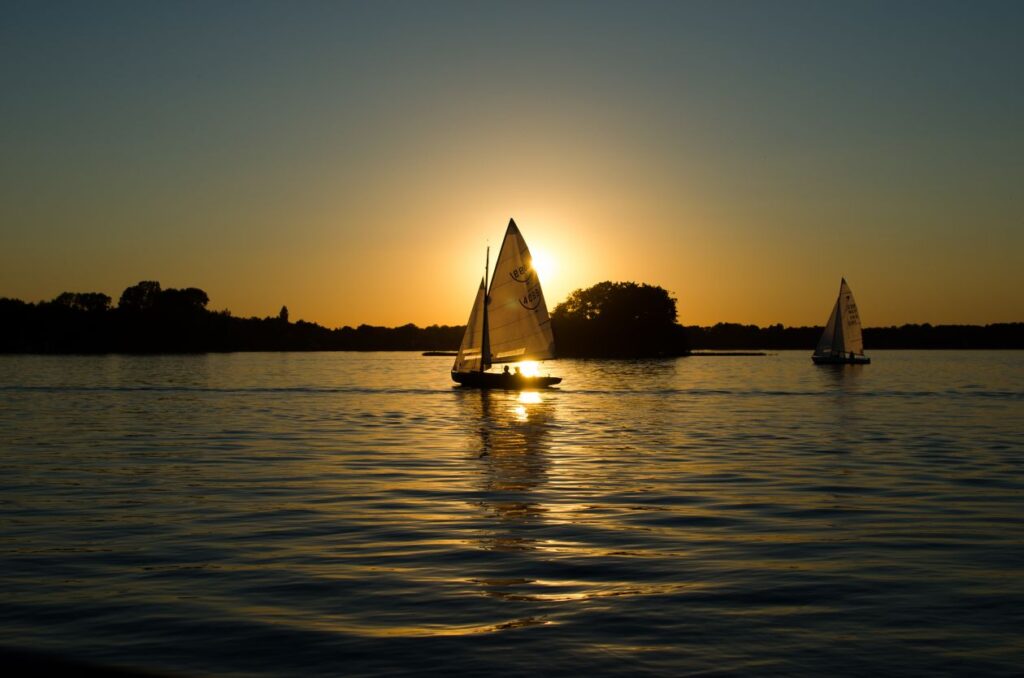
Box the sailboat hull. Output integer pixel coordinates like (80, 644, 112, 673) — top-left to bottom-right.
(812, 354, 871, 365)
(451, 371, 562, 389)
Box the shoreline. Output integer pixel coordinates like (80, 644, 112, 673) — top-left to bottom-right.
(688, 351, 768, 357)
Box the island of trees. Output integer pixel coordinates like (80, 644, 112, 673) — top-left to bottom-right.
(1, 280, 1021, 354)
(551, 282, 688, 357)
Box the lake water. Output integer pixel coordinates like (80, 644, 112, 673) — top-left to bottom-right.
(1, 351, 1022, 676)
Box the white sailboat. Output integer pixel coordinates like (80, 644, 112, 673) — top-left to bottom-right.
(452, 219, 561, 388)
(812, 278, 870, 365)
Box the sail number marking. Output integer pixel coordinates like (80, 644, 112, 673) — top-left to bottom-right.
(844, 296, 860, 324)
(509, 264, 534, 284)
(519, 284, 543, 311)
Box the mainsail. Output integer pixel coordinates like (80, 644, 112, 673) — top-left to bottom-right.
(838, 279, 864, 354)
(814, 278, 864, 357)
(485, 219, 555, 364)
(452, 219, 556, 375)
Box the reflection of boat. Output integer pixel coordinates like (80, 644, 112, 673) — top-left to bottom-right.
(813, 278, 871, 365)
(452, 219, 561, 388)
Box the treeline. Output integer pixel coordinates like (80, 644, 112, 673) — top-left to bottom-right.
(2, 280, 1022, 354)
(686, 322, 1024, 350)
(0, 282, 462, 353)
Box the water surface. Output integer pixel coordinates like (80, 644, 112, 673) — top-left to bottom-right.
(1, 351, 1022, 676)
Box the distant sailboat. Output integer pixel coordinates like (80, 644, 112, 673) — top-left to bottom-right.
(452, 219, 562, 388)
(812, 278, 871, 365)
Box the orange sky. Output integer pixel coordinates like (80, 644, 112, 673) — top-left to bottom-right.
(2, 3, 1022, 328)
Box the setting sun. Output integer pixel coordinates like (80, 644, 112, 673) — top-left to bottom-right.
(529, 249, 556, 286)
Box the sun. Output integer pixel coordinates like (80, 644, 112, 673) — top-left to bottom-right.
(516, 360, 540, 376)
(529, 248, 556, 284)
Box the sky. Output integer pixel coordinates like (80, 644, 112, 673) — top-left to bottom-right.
(2, 0, 1022, 328)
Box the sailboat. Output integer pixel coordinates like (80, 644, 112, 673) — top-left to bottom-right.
(812, 278, 871, 365)
(452, 219, 562, 388)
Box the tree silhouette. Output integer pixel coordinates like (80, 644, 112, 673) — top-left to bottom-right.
(53, 292, 112, 313)
(118, 281, 162, 312)
(552, 281, 688, 357)
(157, 287, 209, 313)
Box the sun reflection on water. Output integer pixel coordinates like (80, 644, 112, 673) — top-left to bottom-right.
(518, 391, 542, 405)
(513, 390, 542, 421)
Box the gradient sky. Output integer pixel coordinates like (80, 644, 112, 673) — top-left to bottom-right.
(2, 1, 1022, 328)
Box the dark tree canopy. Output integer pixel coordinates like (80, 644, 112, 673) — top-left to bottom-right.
(555, 282, 678, 324)
(157, 287, 209, 313)
(552, 281, 688, 357)
(53, 292, 112, 313)
(118, 281, 162, 312)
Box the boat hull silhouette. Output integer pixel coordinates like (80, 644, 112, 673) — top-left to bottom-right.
(812, 354, 871, 365)
(451, 371, 562, 389)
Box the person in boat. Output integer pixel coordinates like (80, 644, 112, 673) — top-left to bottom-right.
(514, 366, 522, 377)
(502, 365, 511, 378)
(849, 351, 855, 361)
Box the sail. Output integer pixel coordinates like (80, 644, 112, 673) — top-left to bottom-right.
(838, 279, 864, 355)
(815, 297, 840, 356)
(453, 279, 490, 372)
(485, 219, 556, 364)
(814, 278, 864, 357)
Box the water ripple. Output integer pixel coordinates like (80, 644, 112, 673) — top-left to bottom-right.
(0, 351, 1022, 676)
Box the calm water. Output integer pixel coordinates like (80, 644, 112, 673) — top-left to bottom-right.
(1, 351, 1022, 676)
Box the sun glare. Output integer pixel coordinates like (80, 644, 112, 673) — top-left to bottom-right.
(517, 361, 540, 376)
(530, 249, 555, 284)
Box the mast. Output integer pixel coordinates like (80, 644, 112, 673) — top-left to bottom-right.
(481, 246, 490, 373)
(830, 279, 845, 356)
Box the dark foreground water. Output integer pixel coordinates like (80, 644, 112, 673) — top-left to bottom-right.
(1, 351, 1022, 676)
